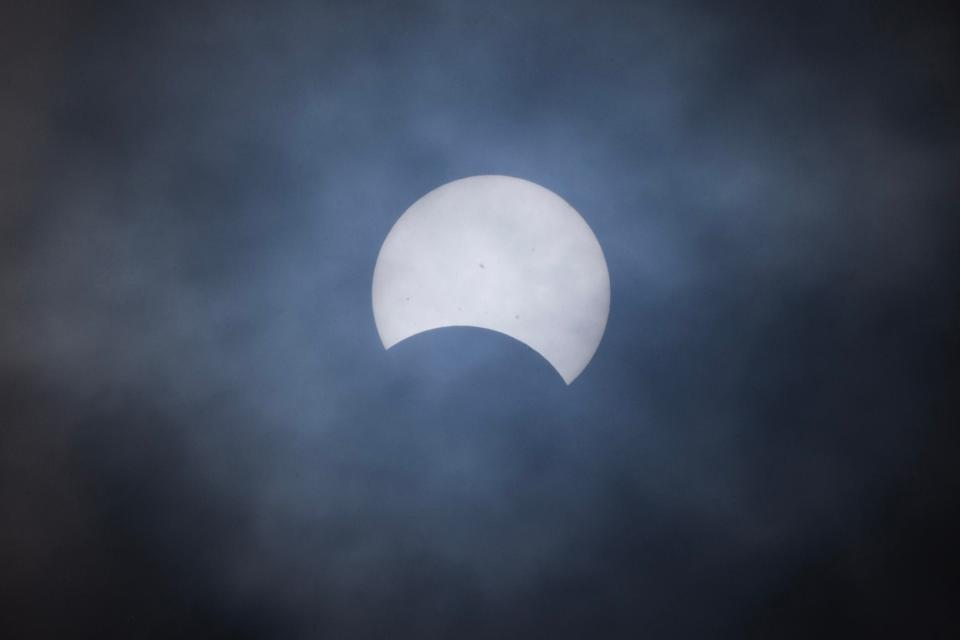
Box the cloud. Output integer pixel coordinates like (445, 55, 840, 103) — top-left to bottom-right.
(2, 0, 957, 637)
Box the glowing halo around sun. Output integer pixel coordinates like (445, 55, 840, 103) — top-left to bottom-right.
(372, 175, 610, 384)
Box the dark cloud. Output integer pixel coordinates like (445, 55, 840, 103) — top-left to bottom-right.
(2, 0, 958, 637)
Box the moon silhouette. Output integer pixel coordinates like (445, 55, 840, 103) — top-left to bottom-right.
(372, 175, 610, 384)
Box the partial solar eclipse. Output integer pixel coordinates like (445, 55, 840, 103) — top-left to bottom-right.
(372, 175, 610, 384)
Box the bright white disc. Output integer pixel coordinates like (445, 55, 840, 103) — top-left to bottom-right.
(372, 175, 610, 384)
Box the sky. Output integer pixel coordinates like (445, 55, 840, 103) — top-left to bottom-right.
(1, 1, 958, 637)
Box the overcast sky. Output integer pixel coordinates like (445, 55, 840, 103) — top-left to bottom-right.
(2, 1, 958, 637)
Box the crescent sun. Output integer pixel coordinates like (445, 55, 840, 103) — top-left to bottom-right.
(372, 175, 610, 384)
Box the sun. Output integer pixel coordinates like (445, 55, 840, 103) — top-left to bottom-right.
(372, 175, 609, 384)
